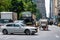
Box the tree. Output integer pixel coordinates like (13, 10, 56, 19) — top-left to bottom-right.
(0, 0, 11, 11)
(0, 6, 5, 12)
(22, 0, 37, 13)
(0, 0, 37, 20)
(36, 9, 42, 20)
(10, 0, 24, 20)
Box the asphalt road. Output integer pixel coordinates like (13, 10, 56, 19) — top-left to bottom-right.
(0, 25, 60, 40)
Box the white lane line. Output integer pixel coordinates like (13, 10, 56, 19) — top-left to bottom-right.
(0, 35, 14, 40)
(0, 33, 2, 34)
(5, 36, 14, 39)
(55, 34, 60, 38)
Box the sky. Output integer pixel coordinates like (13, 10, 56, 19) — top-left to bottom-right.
(45, 0, 50, 17)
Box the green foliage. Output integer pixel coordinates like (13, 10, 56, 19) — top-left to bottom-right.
(36, 9, 42, 20)
(22, 0, 37, 13)
(0, 0, 37, 19)
(0, 6, 5, 12)
(9, 0, 25, 19)
(19, 13, 23, 20)
(0, 0, 11, 11)
(0, 0, 37, 12)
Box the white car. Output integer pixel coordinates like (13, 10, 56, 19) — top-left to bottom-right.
(1, 23, 37, 35)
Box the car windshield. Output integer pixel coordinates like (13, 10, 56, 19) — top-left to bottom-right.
(21, 24, 25, 27)
(14, 24, 20, 27)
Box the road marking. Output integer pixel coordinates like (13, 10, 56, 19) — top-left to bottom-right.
(55, 35, 60, 38)
(0, 35, 14, 40)
(5, 36, 14, 39)
(0, 32, 2, 34)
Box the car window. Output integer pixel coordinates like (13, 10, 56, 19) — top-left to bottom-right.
(14, 24, 20, 27)
(6, 24, 14, 27)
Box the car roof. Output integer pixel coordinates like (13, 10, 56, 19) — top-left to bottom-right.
(5, 23, 23, 25)
(4, 23, 15, 25)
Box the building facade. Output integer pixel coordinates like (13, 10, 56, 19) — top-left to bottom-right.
(50, 0, 54, 19)
(50, 0, 58, 23)
(50, 0, 60, 23)
(57, 0, 60, 22)
(32, 0, 46, 18)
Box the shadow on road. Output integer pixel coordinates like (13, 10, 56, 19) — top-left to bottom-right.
(2, 33, 38, 36)
(40, 29, 51, 31)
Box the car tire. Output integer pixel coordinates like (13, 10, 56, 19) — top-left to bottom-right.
(31, 33, 35, 35)
(2, 29, 8, 35)
(25, 30, 31, 35)
(10, 33, 14, 35)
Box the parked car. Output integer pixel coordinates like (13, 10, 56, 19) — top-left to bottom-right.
(1, 23, 38, 35)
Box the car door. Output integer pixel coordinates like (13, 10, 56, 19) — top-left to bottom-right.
(13, 24, 22, 33)
(6, 24, 15, 33)
(19, 24, 25, 33)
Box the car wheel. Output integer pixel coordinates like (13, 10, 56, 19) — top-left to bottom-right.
(43, 28, 45, 30)
(10, 33, 14, 35)
(31, 33, 35, 35)
(2, 29, 8, 35)
(25, 30, 31, 35)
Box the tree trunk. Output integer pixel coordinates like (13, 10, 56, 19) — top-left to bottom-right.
(17, 13, 19, 20)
